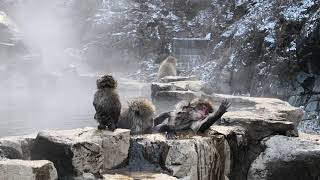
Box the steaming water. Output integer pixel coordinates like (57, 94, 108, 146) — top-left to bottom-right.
(0, 77, 151, 138)
(0, 86, 94, 137)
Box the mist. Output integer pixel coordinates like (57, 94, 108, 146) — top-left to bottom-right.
(0, 0, 148, 137)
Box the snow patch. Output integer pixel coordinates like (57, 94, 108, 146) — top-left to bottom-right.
(281, 0, 315, 21)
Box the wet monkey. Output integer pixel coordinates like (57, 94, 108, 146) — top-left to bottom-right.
(118, 98, 156, 134)
(93, 75, 121, 131)
(153, 99, 231, 139)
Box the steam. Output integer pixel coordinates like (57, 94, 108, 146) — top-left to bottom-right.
(10, 0, 78, 72)
(0, 0, 150, 137)
(0, 1, 97, 137)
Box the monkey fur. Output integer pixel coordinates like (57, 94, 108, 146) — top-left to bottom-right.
(153, 98, 231, 139)
(93, 75, 121, 131)
(157, 56, 177, 80)
(118, 98, 156, 134)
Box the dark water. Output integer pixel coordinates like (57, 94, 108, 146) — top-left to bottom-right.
(0, 78, 151, 138)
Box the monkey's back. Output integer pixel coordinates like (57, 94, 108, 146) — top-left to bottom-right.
(118, 98, 155, 133)
(118, 108, 143, 132)
(93, 89, 121, 124)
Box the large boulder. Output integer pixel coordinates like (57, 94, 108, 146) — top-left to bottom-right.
(122, 133, 230, 180)
(31, 127, 130, 179)
(248, 135, 320, 180)
(152, 91, 304, 180)
(0, 159, 58, 180)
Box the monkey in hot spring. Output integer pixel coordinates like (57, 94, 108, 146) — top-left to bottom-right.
(93, 75, 121, 131)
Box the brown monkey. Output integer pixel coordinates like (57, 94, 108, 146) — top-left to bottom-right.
(93, 75, 121, 131)
(118, 98, 156, 134)
(152, 98, 231, 139)
(157, 56, 177, 80)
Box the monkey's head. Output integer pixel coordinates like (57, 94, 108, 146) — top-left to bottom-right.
(96, 75, 117, 89)
(128, 98, 156, 118)
(191, 99, 214, 114)
(165, 56, 177, 65)
(176, 99, 213, 120)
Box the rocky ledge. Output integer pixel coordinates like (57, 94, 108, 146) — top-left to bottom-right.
(1, 85, 320, 179)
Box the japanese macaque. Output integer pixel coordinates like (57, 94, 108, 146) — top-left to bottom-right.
(93, 75, 121, 131)
(152, 99, 231, 139)
(118, 98, 156, 134)
(157, 56, 177, 80)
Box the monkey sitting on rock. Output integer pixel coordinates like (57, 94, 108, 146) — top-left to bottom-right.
(157, 56, 177, 80)
(118, 98, 156, 134)
(93, 75, 121, 131)
(152, 99, 231, 139)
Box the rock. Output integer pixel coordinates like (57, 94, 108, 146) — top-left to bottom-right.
(297, 8, 320, 74)
(296, 72, 312, 84)
(0, 159, 58, 180)
(207, 93, 304, 130)
(31, 127, 130, 179)
(0, 133, 37, 160)
(151, 83, 187, 99)
(103, 172, 178, 180)
(247, 135, 320, 180)
(292, 86, 304, 95)
(125, 133, 230, 180)
(298, 117, 320, 134)
(210, 125, 248, 180)
(159, 76, 197, 83)
(288, 95, 308, 107)
(151, 81, 206, 99)
(308, 94, 320, 102)
(305, 101, 319, 112)
(298, 132, 320, 143)
(200, 82, 215, 95)
(313, 78, 320, 93)
(153, 91, 304, 180)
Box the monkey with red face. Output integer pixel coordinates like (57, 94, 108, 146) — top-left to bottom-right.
(152, 98, 231, 139)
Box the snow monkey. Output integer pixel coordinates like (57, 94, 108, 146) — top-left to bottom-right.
(152, 99, 231, 139)
(93, 75, 121, 131)
(157, 56, 177, 80)
(118, 98, 156, 134)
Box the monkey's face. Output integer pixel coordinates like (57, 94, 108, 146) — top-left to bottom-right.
(96, 75, 117, 89)
(191, 104, 211, 121)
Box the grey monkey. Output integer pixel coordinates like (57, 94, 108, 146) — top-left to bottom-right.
(93, 75, 121, 131)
